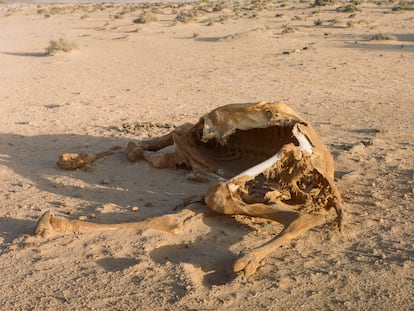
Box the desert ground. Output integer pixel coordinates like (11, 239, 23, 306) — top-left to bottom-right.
(0, 0, 413, 309)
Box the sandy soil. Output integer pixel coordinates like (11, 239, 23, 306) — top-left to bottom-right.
(0, 1, 413, 309)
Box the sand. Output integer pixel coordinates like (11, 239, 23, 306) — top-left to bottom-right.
(0, 0, 413, 309)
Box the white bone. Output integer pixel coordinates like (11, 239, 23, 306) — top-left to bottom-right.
(229, 152, 281, 182)
(228, 125, 313, 183)
(292, 125, 313, 154)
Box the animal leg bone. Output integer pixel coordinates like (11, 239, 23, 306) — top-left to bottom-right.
(34, 209, 196, 238)
(233, 212, 325, 276)
(57, 146, 122, 170)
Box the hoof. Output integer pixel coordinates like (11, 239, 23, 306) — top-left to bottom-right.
(126, 142, 143, 162)
(233, 253, 261, 277)
(34, 211, 54, 237)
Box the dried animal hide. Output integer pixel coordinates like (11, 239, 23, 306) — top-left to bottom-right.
(42, 101, 343, 277)
(129, 101, 343, 226)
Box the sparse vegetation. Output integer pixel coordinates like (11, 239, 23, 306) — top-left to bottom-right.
(313, 0, 336, 6)
(314, 18, 323, 25)
(212, 3, 225, 12)
(392, 0, 414, 11)
(369, 33, 398, 40)
(336, 4, 361, 13)
(175, 10, 196, 23)
(45, 38, 78, 56)
(49, 6, 69, 15)
(328, 17, 342, 25)
(112, 12, 126, 19)
(205, 18, 215, 26)
(133, 12, 158, 24)
(282, 25, 297, 34)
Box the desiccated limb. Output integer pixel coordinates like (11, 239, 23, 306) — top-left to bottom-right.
(233, 210, 325, 276)
(57, 146, 122, 170)
(205, 182, 328, 276)
(34, 209, 196, 238)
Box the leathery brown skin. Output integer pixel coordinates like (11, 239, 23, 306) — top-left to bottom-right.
(205, 182, 329, 277)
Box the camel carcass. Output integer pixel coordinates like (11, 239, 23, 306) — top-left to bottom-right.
(36, 101, 343, 277)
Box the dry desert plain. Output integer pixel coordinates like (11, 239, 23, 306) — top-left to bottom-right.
(0, 0, 413, 310)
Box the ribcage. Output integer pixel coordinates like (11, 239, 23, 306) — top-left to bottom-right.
(197, 125, 296, 176)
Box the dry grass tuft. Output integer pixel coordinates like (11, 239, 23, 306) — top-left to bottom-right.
(392, 0, 414, 11)
(313, 0, 336, 6)
(336, 4, 361, 13)
(175, 10, 196, 23)
(369, 33, 398, 41)
(133, 12, 158, 24)
(314, 18, 323, 26)
(45, 38, 78, 56)
(282, 25, 298, 34)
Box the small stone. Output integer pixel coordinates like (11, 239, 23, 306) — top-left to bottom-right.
(88, 213, 96, 219)
(54, 182, 65, 188)
(18, 182, 31, 189)
(78, 215, 87, 221)
(130, 206, 139, 212)
(350, 143, 365, 153)
(101, 178, 111, 185)
(97, 203, 121, 214)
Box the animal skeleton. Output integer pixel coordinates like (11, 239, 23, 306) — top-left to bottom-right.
(35, 101, 343, 277)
